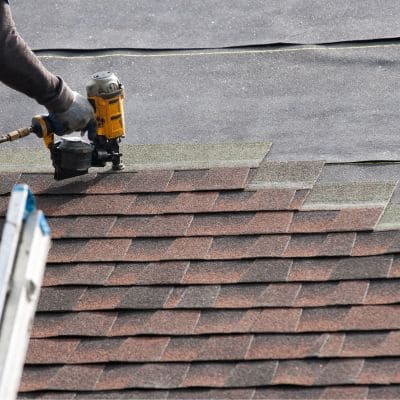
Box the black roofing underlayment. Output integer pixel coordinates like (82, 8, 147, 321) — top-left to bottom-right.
(3, 44, 400, 162)
(12, 0, 400, 49)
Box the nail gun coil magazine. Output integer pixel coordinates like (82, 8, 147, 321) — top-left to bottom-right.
(52, 138, 94, 180)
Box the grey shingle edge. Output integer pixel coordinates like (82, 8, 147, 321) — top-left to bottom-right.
(246, 161, 325, 190)
(375, 202, 400, 231)
(0, 142, 272, 172)
(301, 182, 397, 211)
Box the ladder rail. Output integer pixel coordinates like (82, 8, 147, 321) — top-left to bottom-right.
(0, 186, 32, 319)
(0, 185, 51, 400)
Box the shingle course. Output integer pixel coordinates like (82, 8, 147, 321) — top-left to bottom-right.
(42, 256, 394, 286)
(31, 305, 400, 339)
(37, 279, 400, 312)
(27, 332, 400, 364)
(20, 359, 400, 391)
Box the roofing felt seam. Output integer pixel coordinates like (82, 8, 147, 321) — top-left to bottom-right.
(12, 0, 400, 50)
(33, 42, 400, 59)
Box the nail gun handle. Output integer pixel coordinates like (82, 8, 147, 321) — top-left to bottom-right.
(31, 116, 55, 148)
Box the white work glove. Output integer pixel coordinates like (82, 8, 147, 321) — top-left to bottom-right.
(48, 92, 96, 136)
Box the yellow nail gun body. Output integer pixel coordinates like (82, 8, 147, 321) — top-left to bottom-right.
(0, 71, 126, 181)
(87, 72, 125, 140)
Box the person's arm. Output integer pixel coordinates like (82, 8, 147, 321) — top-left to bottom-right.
(0, 1, 74, 112)
(0, 1, 95, 135)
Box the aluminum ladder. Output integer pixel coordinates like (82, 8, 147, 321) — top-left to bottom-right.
(0, 184, 51, 399)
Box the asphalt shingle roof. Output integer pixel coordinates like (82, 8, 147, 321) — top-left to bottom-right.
(1, 162, 400, 399)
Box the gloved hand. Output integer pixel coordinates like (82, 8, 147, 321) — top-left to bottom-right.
(48, 91, 96, 136)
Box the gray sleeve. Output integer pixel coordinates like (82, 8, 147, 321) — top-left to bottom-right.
(0, 1, 74, 112)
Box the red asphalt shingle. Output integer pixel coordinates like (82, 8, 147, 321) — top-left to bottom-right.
(20, 359, 400, 391)
(0, 168, 399, 397)
(26, 332, 400, 364)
